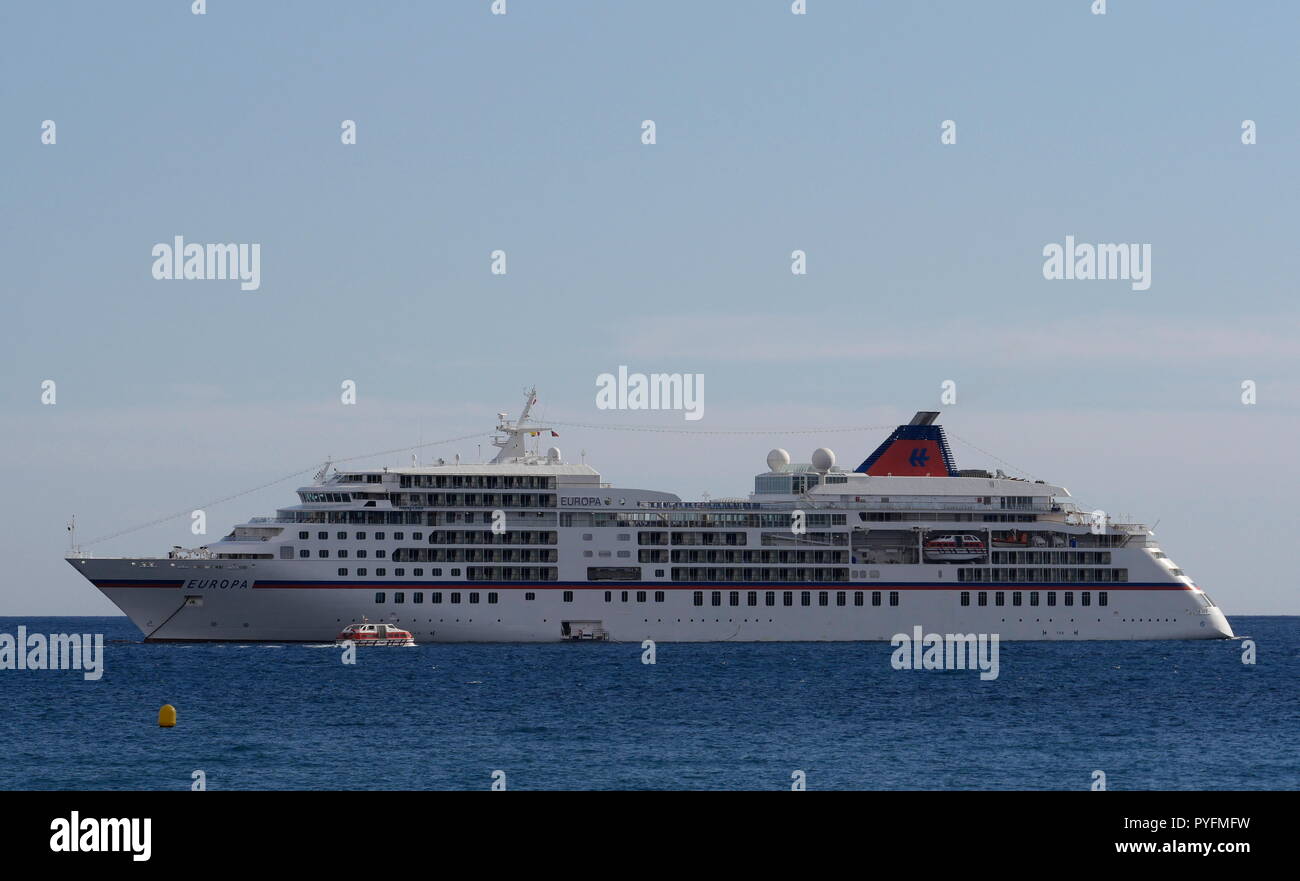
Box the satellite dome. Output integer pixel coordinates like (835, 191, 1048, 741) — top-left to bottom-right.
(547, 447, 562, 462)
(766, 448, 791, 472)
(811, 447, 836, 472)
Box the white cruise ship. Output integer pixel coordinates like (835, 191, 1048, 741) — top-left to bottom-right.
(67, 391, 1234, 642)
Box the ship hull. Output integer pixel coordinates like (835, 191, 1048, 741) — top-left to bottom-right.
(69, 557, 1235, 643)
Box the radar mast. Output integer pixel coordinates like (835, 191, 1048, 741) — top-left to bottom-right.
(490, 386, 556, 464)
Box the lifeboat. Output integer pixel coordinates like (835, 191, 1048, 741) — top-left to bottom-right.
(336, 622, 415, 647)
(922, 534, 987, 562)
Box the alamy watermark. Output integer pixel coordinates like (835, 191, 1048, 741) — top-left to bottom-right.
(1042, 236, 1150, 291)
(596, 367, 704, 421)
(50, 812, 150, 861)
(0, 626, 104, 680)
(889, 625, 1000, 680)
(151, 236, 261, 291)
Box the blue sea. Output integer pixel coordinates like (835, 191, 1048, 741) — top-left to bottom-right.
(1, 615, 1295, 791)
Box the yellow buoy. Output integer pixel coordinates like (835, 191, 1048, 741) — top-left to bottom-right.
(158, 704, 177, 728)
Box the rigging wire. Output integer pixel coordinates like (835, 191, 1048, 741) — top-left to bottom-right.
(78, 431, 491, 548)
(946, 431, 1040, 482)
(546, 419, 894, 436)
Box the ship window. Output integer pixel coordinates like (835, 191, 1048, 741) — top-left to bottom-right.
(337, 532, 346, 539)
(358, 568, 367, 576)
(357, 532, 366, 540)
(711, 591, 722, 607)
(836, 591, 846, 606)
(377, 568, 387, 576)
(376, 551, 387, 559)
(338, 568, 348, 576)
(562, 591, 573, 602)
(818, 592, 828, 607)
(469, 592, 479, 604)
(801, 591, 811, 607)
(376, 532, 385, 540)
(338, 550, 348, 558)
(995, 591, 1005, 607)
(694, 591, 704, 606)
(394, 592, 404, 603)
(1098, 591, 1108, 606)
(655, 591, 665, 603)
(889, 591, 899, 607)
(432, 592, 443, 604)
(413, 592, 423, 603)
(604, 591, 612, 602)
(395, 568, 405, 576)
(587, 567, 640, 581)
(298, 531, 309, 540)
(872, 591, 882, 607)
(766, 591, 776, 607)
(414, 568, 423, 576)
(433, 568, 442, 576)
(637, 591, 647, 603)
(1064, 591, 1074, 606)
(318, 531, 327, 540)
(961, 591, 970, 607)
(748, 591, 758, 607)
(621, 591, 629, 602)
(728, 591, 739, 606)
(525, 592, 535, 601)
(1081, 591, 1091, 606)
(299, 550, 309, 558)
(318, 550, 329, 558)
(451, 592, 461, 603)
(413, 532, 422, 540)
(374, 592, 385, 603)
(488, 592, 498, 603)
(784, 591, 793, 607)
(357, 550, 367, 558)
(452, 569, 461, 576)
(1029, 591, 1039, 606)
(978, 591, 987, 606)
(1013, 591, 1022, 606)
(1047, 591, 1056, 607)
(655, 569, 665, 577)
(394, 532, 404, 540)
(854, 591, 863, 606)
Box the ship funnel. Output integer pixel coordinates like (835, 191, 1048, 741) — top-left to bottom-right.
(854, 413, 955, 476)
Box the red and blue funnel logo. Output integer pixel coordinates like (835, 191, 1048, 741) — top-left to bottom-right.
(855, 422, 955, 476)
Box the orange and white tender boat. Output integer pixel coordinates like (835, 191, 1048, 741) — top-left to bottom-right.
(922, 533, 987, 562)
(336, 622, 415, 647)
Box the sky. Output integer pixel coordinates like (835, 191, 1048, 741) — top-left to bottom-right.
(2, 0, 1296, 614)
